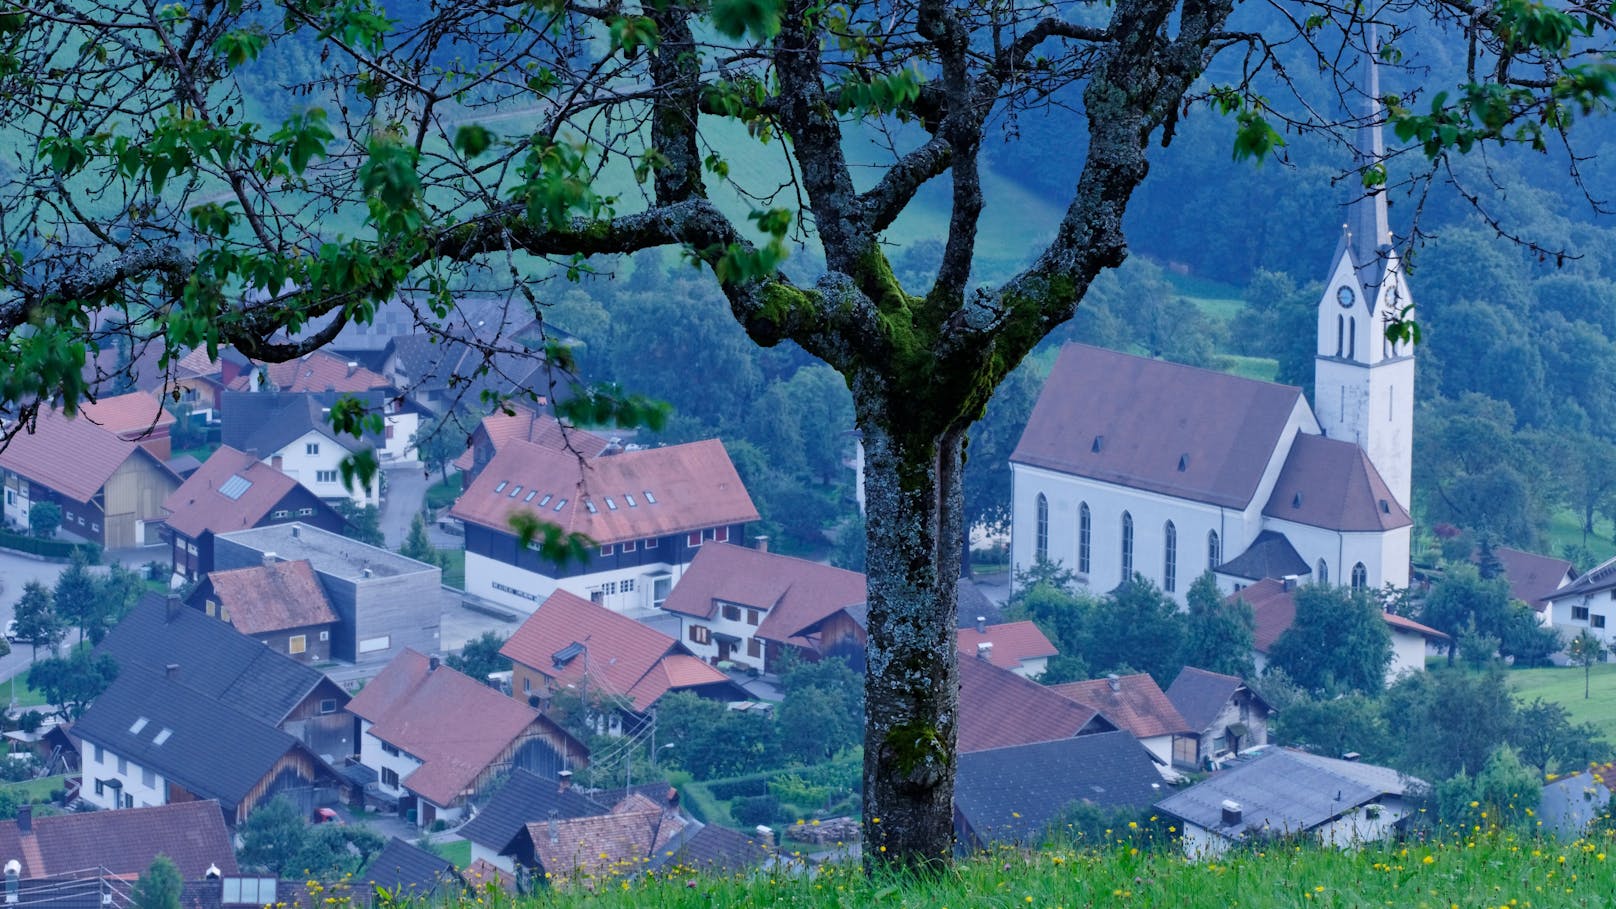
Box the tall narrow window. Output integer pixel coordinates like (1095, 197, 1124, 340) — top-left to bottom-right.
(1121, 512, 1134, 580)
(1034, 494, 1049, 563)
(1163, 521, 1178, 593)
(1207, 531, 1220, 569)
(1078, 503, 1092, 574)
(1348, 317, 1357, 360)
(1335, 314, 1344, 357)
(1317, 559, 1329, 585)
(1351, 562, 1368, 590)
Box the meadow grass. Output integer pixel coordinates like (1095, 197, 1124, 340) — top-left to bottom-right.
(1510, 663, 1616, 743)
(1544, 509, 1616, 567)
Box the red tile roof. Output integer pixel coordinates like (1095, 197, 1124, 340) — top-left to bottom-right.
(660, 543, 867, 644)
(206, 559, 339, 635)
(1046, 673, 1192, 739)
(349, 650, 556, 806)
(1262, 433, 1411, 531)
(1488, 546, 1575, 613)
(1012, 343, 1305, 509)
(173, 347, 222, 380)
(0, 402, 174, 503)
(162, 445, 303, 538)
(450, 439, 758, 546)
(956, 621, 1058, 671)
(958, 652, 1114, 753)
(78, 391, 177, 442)
(526, 793, 686, 886)
(452, 404, 609, 471)
(231, 349, 393, 394)
(1234, 579, 1449, 654)
(0, 800, 237, 880)
(501, 591, 731, 711)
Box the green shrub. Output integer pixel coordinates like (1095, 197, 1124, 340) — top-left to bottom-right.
(731, 794, 780, 828)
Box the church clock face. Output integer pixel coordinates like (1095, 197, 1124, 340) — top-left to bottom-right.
(1336, 285, 1356, 307)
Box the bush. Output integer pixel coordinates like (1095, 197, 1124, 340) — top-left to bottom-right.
(731, 794, 781, 827)
(0, 755, 39, 783)
(0, 530, 94, 561)
(708, 776, 771, 801)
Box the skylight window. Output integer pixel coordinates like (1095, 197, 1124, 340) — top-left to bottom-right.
(585, 501, 598, 514)
(152, 729, 173, 746)
(624, 494, 637, 507)
(219, 475, 253, 500)
(524, 490, 538, 503)
(605, 497, 617, 511)
(553, 498, 567, 512)
(129, 717, 148, 735)
(508, 485, 522, 498)
(643, 491, 657, 504)
(494, 481, 508, 493)
(538, 494, 552, 507)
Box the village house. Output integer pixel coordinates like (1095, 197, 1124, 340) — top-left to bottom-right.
(956, 619, 1058, 679)
(501, 590, 746, 732)
(187, 559, 341, 663)
(958, 651, 1116, 754)
(1045, 673, 1191, 767)
(953, 731, 1166, 850)
(1539, 763, 1615, 840)
(451, 438, 759, 615)
(658, 542, 868, 672)
(1539, 556, 1616, 652)
(503, 792, 687, 889)
(365, 837, 466, 904)
(0, 392, 181, 547)
(0, 801, 237, 880)
(213, 522, 442, 670)
(460, 769, 612, 873)
(381, 306, 580, 418)
(161, 445, 346, 581)
(1165, 667, 1273, 771)
(1154, 747, 1425, 857)
(451, 404, 609, 490)
(348, 650, 589, 828)
(220, 391, 383, 506)
(1484, 546, 1576, 622)
(1235, 577, 1449, 681)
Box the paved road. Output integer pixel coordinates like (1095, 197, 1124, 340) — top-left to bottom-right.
(380, 465, 430, 549)
(0, 550, 74, 697)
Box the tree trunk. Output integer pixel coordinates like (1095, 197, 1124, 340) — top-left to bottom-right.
(858, 412, 966, 870)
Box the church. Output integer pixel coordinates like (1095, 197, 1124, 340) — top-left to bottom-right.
(1009, 56, 1415, 602)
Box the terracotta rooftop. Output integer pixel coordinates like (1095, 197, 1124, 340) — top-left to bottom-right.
(348, 650, 562, 806)
(958, 652, 1115, 753)
(204, 559, 339, 635)
(162, 445, 305, 539)
(956, 621, 1058, 671)
(0, 800, 237, 880)
(501, 591, 734, 712)
(78, 391, 177, 442)
(231, 349, 393, 394)
(526, 793, 686, 886)
(1262, 433, 1411, 531)
(451, 404, 610, 471)
(660, 543, 868, 645)
(450, 438, 758, 546)
(1012, 343, 1306, 509)
(0, 402, 174, 503)
(1234, 579, 1449, 654)
(1046, 673, 1192, 739)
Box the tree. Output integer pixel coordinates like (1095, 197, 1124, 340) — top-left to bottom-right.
(1512, 697, 1607, 775)
(1567, 630, 1605, 700)
(52, 550, 104, 645)
(829, 512, 867, 573)
(1181, 572, 1255, 679)
(25, 649, 118, 721)
(1380, 666, 1517, 781)
(444, 631, 510, 684)
(411, 414, 470, 486)
(1267, 585, 1391, 696)
(26, 502, 60, 540)
(132, 856, 183, 909)
(236, 798, 307, 876)
(2, 0, 1605, 870)
(333, 502, 384, 547)
(1087, 576, 1186, 686)
(399, 513, 441, 567)
(98, 563, 147, 640)
(11, 581, 66, 659)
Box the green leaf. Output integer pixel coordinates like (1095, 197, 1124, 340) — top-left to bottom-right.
(709, 0, 785, 41)
(454, 124, 495, 158)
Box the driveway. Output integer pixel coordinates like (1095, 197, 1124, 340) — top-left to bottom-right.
(0, 549, 74, 698)
(380, 466, 430, 549)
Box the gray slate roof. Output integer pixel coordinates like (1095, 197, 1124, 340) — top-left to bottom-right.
(366, 837, 462, 898)
(1539, 771, 1614, 840)
(954, 731, 1166, 846)
(1154, 748, 1422, 840)
(1547, 552, 1616, 602)
(458, 769, 610, 852)
(1012, 344, 1304, 510)
(220, 391, 370, 457)
(99, 593, 332, 726)
(1215, 530, 1310, 582)
(1166, 667, 1252, 734)
(648, 823, 766, 873)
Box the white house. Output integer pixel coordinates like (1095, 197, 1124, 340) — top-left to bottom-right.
(1009, 49, 1413, 604)
(1541, 557, 1616, 653)
(1238, 577, 1449, 683)
(221, 392, 381, 507)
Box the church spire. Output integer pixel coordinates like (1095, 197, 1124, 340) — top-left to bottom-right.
(1349, 26, 1391, 276)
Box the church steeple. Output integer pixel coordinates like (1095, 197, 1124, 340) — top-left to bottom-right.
(1348, 29, 1391, 279)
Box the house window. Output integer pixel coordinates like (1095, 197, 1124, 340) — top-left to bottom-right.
(306, 442, 320, 455)
(1317, 559, 1329, 585)
(117, 756, 127, 774)
(94, 745, 105, 764)
(380, 767, 399, 789)
(298, 507, 314, 516)
(272, 510, 291, 519)
(621, 579, 635, 593)
(747, 609, 760, 626)
(645, 537, 658, 549)
(688, 531, 702, 547)
(690, 625, 711, 645)
(722, 604, 742, 622)
(205, 600, 217, 618)
(142, 768, 156, 788)
(1207, 530, 1220, 569)
(600, 544, 614, 557)
(319, 630, 329, 641)
(319, 699, 338, 714)
(1574, 606, 1591, 622)
(359, 635, 391, 653)
(1078, 503, 1091, 574)
(1163, 521, 1177, 593)
(1348, 316, 1357, 360)
(603, 581, 617, 596)
(747, 638, 762, 658)
(1335, 314, 1344, 357)
(1121, 512, 1134, 579)
(523, 677, 532, 694)
(1351, 562, 1368, 590)
(381, 742, 401, 757)
(622, 540, 636, 553)
(1034, 494, 1049, 563)
(289, 635, 307, 655)
(316, 470, 338, 484)
(1595, 615, 1608, 629)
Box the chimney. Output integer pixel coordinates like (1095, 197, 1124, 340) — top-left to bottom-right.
(428, 655, 440, 672)
(976, 642, 993, 661)
(1221, 799, 1243, 826)
(1341, 751, 1362, 762)
(165, 594, 183, 623)
(361, 567, 373, 578)
(547, 813, 559, 844)
(291, 525, 300, 538)
(4, 859, 17, 905)
(271, 455, 282, 470)
(557, 770, 572, 793)
(754, 825, 774, 848)
(15, 806, 30, 835)
(346, 361, 359, 377)
(262, 552, 278, 566)
(166, 663, 180, 678)
(975, 615, 986, 634)
(754, 535, 770, 553)
(1107, 673, 1121, 692)
(1282, 574, 1298, 592)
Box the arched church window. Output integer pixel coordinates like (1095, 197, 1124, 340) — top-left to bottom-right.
(1335, 315, 1344, 358)
(1121, 512, 1134, 579)
(1317, 559, 1329, 585)
(1207, 531, 1221, 569)
(1078, 503, 1092, 574)
(1348, 317, 1357, 360)
(1351, 562, 1368, 590)
(1035, 494, 1049, 563)
(1163, 521, 1177, 593)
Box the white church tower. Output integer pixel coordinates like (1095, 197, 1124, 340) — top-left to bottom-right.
(1314, 37, 1415, 511)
